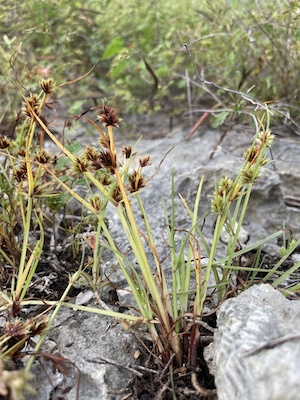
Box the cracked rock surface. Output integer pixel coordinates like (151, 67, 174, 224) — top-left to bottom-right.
(215, 284, 300, 400)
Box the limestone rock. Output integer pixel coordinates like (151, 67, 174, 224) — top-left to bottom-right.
(29, 308, 137, 400)
(214, 284, 300, 400)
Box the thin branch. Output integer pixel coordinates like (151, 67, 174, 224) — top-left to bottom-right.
(243, 333, 300, 357)
(159, 353, 175, 380)
(185, 69, 194, 129)
(88, 356, 144, 378)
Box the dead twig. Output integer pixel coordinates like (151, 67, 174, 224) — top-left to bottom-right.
(159, 353, 175, 380)
(187, 102, 223, 139)
(88, 356, 144, 378)
(191, 372, 217, 397)
(243, 333, 300, 357)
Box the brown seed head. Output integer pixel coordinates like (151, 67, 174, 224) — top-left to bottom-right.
(139, 155, 151, 168)
(98, 105, 121, 127)
(83, 145, 99, 162)
(40, 78, 55, 94)
(73, 157, 89, 174)
(91, 158, 103, 170)
(3, 319, 29, 339)
(98, 149, 116, 169)
(128, 170, 146, 193)
(122, 146, 133, 159)
(33, 184, 42, 195)
(28, 316, 49, 336)
(0, 135, 11, 149)
(112, 186, 123, 203)
(18, 148, 26, 158)
(21, 94, 40, 117)
(34, 149, 52, 164)
(244, 146, 258, 162)
(14, 163, 28, 182)
(89, 195, 103, 212)
(99, 134, 110, 149)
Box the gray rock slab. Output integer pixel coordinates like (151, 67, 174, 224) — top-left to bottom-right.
(214, 284, 300, 400)
(29, 308, 137, 400)
(130, 126, 300, 246)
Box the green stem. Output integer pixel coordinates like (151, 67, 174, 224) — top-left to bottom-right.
(114, 169, 171, 329)
(14, 195, 33, 301)
(136, 193, 173, 317)
(199, 206, 228, 313)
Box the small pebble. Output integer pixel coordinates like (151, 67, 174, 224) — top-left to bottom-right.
(75, 290, 94, 305)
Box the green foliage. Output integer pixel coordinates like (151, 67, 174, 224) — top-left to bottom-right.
(1, 0, 299, 126)
(55, 141, 82, 170)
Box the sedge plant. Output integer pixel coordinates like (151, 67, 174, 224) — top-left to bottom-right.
(29, 86, 298, 372)
(0, 73, 106, 392)
(1, 75, 299, 397)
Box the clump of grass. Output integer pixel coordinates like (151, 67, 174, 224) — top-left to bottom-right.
(32, 84, 300, 377)
(0, 75, 299, 397)
(0, 74, 95, 393)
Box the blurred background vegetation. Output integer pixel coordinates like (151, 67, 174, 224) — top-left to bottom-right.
(0, 0, 299, 133)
